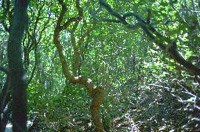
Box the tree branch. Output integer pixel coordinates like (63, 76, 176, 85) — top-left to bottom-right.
(98, 0, 200, 75)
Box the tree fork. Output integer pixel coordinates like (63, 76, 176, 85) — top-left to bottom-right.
(54, 0, 105, 131)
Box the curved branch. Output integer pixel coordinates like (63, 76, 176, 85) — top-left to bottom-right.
(27, 46, 37, 85)
(98, 0, 200, 75)
(99, 0, 126, 24)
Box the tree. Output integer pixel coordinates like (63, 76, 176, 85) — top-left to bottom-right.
(7, 0, 28, 131)
(53, 0, 104, 131)
(97, 0, 200, 76)
(1, 0, 199, 131)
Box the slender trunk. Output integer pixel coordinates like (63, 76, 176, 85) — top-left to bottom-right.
(0, 77, 10, 132)
(90, 87, 104, 132)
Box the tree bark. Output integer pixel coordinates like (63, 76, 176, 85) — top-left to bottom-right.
(53, 1, 105, 131)
(7, 0, 28, 131)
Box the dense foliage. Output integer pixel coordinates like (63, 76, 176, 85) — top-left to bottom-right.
(0, 0, 200, 131)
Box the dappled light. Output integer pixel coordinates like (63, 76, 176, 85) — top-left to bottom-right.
(0, 0, 200, 131)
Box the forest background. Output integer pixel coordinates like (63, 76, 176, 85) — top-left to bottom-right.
(0, 0, 200, 131)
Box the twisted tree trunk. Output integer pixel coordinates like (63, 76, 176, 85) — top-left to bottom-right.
(53, 1, 105, 131)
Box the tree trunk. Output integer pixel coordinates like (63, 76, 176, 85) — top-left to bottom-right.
(7, 0, 28, 131)
(90, 87, 104, 132)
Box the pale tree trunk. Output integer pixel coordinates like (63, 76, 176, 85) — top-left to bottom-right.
(53, 1, 105, 131)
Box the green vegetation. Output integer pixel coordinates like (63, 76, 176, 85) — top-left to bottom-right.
(0, 0, 200, 131)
